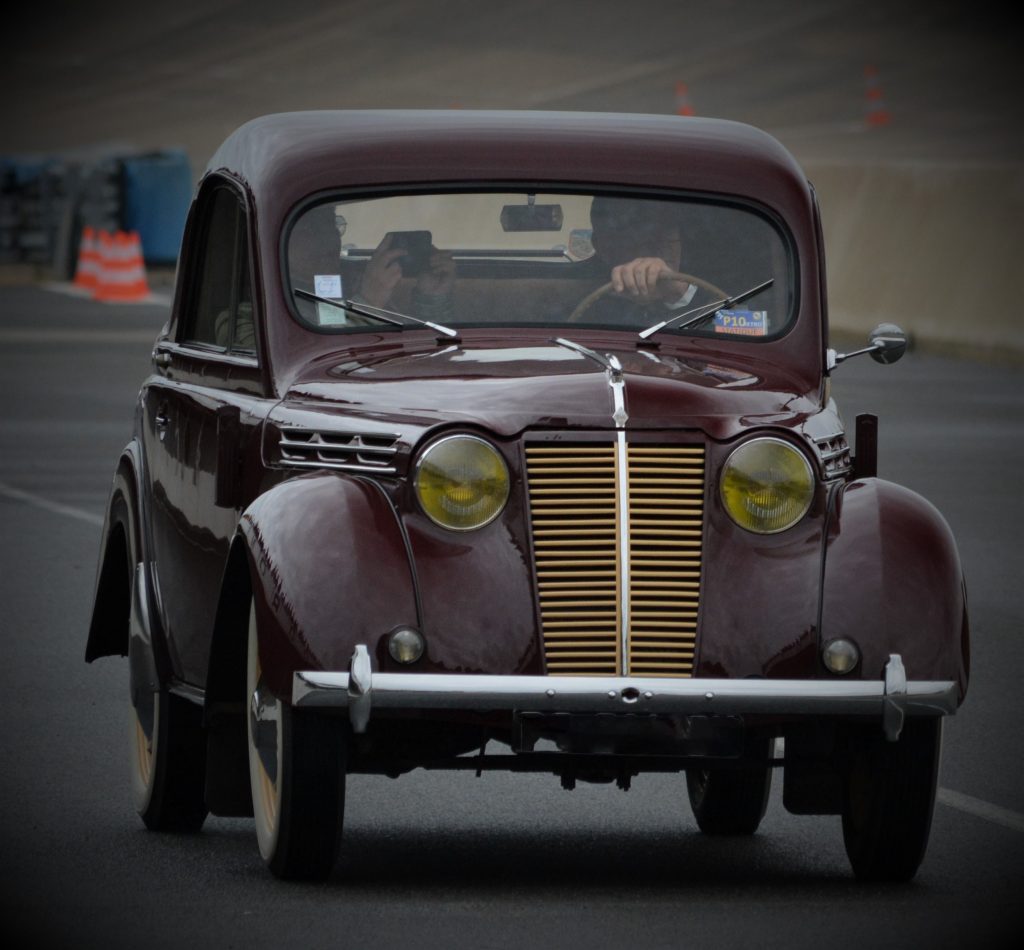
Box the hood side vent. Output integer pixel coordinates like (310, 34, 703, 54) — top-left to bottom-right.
(814, 432, 852, 479)
(275, 427, 402, 475)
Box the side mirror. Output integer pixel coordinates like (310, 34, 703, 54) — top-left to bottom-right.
(828, 323, 908, 370)
(868, 323, 908, 364)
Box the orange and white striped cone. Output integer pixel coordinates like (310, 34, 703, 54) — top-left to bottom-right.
(864, 65, 891, 127)
(94, 230, 151, 303)
(675, 81, 696, 117)
(72, 225, 101, 292)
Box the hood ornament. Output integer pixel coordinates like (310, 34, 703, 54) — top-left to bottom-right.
(552, 338, 628, 429)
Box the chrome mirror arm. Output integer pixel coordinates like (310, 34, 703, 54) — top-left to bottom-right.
(828, 323, 907, 371)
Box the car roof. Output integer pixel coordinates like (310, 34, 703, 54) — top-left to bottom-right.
(204, 110, 814, 222)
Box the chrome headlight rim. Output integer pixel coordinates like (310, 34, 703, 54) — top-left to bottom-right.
(719, 435, 815, 535)
(413, 432, 510, 532)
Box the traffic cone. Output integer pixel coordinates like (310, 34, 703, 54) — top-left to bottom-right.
(864, 65, 891, 127)
(675, 81, 696, 117)
(93, 230, 151, 303)
(72, 226, 101, 292)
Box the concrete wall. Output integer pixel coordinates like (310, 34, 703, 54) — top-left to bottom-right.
(807, 160, 1024, 363)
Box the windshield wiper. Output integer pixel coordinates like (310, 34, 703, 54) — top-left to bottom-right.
(293, 288, 459, 339)
(637, 278, 774, 340)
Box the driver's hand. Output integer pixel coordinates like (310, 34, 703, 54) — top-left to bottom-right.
(360, 234, 406, 308)
(611, 257, 689, 303)
(416, 248, 455, 297)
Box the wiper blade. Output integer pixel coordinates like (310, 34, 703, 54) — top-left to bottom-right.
(293, 288, 459, 339)
(637, 278, 774, 340)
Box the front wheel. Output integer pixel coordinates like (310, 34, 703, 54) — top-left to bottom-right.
(246, 603, 345, 880)
(686, 736, 773, 835)
(841, 717, 942, 882)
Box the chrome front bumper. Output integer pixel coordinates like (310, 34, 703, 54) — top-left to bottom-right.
(292, 646, 956, 742)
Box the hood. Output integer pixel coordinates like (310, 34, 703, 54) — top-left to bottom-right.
(274, 335, 821, 443)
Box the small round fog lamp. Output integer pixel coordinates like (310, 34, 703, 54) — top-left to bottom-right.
(822, 638, 860, 674)
(388, 627, 425, 665)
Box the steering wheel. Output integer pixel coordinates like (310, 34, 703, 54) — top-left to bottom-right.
(568, 270, 730, 323)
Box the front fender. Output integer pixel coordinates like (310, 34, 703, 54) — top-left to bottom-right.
(821, 478, 969, 703)
(87, 441, 151, 660)
(240, 472, 419, 699)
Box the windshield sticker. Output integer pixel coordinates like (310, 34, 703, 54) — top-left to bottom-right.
(714, 309, 767, 336)
(567, 228, 594, 261)
(314, 274, 342, 298)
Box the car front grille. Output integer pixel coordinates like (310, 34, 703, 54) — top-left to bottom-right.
(525, 442, 705, 677)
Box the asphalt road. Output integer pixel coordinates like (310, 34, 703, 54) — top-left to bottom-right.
(0, 285, 1021, 949)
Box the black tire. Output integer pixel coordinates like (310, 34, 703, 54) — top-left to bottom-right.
(131, 682, 208, 832)
(687, 736, 773, 835)
(247, 604, 345, 880)
(841, 717, 941, 882)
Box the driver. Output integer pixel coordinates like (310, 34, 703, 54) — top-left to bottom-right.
(587, 196, 697, 316)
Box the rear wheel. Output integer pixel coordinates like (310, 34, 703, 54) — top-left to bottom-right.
(841, 717, 941, 882)
(687, 736, 773, 835)
(246, 603, 345, 880)
(130, 677, 208, 832)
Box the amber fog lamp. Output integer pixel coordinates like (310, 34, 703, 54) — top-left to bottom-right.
(822, 638, 860, 674)
(388, 627, 425, 664)
(414, 435, 510, 531)
(720, 437, 814, 534)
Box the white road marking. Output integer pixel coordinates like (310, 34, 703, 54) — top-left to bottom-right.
(2, 479, 1021, 835)
(937, 788, 1024, 833)
(0, 328, 158, 344)
(41, 280, 172, 307)
(0, 480, 104, 527)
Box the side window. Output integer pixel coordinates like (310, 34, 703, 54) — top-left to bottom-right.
(181, 185, 255, 355)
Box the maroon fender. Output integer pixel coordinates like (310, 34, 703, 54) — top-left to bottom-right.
(820, 478, 969, 702)
(240, 472, 418, 699)
(400, 505, 542, 676)
(695, 490, 827, 680)
(87, 450, 142, 663)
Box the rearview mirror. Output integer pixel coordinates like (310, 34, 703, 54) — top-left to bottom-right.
(500, 202, 564, 232)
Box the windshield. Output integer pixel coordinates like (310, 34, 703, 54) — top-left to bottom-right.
(286, 191, 795, 339)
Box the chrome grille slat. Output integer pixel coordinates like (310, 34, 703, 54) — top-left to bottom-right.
(526, 442, 705, 678)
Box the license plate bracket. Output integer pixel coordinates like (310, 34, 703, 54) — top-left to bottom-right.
(514, 711, 745, 758)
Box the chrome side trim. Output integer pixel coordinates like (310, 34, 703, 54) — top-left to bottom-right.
(293, 651, 956, 737)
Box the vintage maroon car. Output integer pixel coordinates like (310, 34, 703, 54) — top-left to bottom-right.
(86, 110, 969, 882)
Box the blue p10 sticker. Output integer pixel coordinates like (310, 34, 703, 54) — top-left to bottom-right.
(714, 309, 767, 336)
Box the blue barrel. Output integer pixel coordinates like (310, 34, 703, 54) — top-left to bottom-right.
(120, 150, 193, 264)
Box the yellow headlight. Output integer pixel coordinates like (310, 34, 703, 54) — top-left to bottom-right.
(414, 435, 510, 531)
(720, 437, 814, 534)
